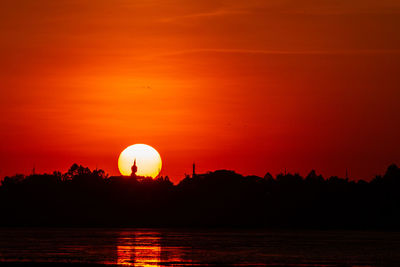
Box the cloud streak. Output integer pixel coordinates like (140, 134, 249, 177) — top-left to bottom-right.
(159, 48, 400, 57)
(159, 8, 247, 22)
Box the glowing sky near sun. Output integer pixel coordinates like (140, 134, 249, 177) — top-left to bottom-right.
(1, 0, 399, 182)
(118, 144, 162, 178)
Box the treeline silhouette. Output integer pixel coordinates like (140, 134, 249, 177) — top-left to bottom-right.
(1, 163, 400, 229)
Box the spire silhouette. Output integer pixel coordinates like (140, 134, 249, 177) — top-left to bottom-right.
(131, 159, 137, 177)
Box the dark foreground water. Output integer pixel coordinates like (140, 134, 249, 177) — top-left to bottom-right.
(0, 228, 399, 266)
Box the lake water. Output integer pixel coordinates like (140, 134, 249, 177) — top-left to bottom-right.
(0, 228, 399, 266)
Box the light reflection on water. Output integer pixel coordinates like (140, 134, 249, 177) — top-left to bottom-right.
(111, 231, 189, 267)
(0, 229, 399, 266)
(116, 232, 161, 267)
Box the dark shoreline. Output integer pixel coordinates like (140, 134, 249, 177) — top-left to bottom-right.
(2, 165, 400, 231)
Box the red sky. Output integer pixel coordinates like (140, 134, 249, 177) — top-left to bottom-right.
(1, 0, 400, 182)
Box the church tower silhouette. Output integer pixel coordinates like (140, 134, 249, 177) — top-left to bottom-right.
(131, 159, 137, 177)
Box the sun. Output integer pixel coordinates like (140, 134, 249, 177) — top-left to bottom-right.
(118, 144, 162, 178)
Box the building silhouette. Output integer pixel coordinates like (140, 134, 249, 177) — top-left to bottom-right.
(131, 159, 137, 177)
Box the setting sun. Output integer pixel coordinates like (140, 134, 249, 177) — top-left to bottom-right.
(118, 144, 162, 178)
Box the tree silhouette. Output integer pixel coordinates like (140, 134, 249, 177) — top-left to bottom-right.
(0, 163, 399, 229)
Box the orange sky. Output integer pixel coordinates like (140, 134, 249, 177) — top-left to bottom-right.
(1, 0, 400, 182)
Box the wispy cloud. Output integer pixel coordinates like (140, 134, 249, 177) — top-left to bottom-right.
(277, 0, 400, 15)
(159, 8, 247, 22)
(159, 48, 400, 57)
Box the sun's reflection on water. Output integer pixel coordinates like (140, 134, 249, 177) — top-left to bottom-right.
(116, 231, 185, 267)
